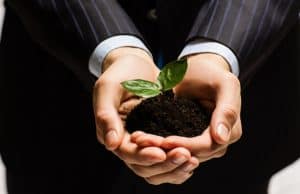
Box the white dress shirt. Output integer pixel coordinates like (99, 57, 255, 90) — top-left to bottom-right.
(89, 35, 239, 77)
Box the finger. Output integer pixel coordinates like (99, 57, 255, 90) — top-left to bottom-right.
(95, 109, 123, 151)
(119, 98, 142, 124)
(114, 133, 166, 166)
(131, 131, 165, 147)
(129, 147, 190, 178)
(93, 79, 124, 150)
(229, 118, 242, 144)
(96, 125, 104, 145)
(161, 129, 229, 160)
(162, 129, 221, 156)
(162, 120, 240, 161)
(118, 97, 142, 115)
(196, 148, 228, 163)
(145, 157, 199, 185)
(95, 108, 123, 150)
(131, 131, 146, 142)
(210, 74, 241, 144)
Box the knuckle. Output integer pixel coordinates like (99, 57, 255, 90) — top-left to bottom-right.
(95, 110, 111, 125)
(222, 106, 238, 125)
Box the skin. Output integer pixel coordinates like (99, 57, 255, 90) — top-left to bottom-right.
(93, 47, 198, 185)
(131, 53, 242, 184)
(93, 48, 242, 185)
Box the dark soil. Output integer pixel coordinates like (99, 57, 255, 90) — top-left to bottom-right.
(125, 91, 210, 137)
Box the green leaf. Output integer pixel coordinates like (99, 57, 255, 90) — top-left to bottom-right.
(157, 59, 188, 91)
(121, 79, 162, 98)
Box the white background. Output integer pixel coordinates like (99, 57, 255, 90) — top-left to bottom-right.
(0, 1, 299, 194)
(0, 1, 6, 193)
(0, 0, 6, 191)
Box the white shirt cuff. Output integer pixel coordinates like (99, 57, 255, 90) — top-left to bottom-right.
(88, 35, 152, 77)
(179, 40, 239, 76)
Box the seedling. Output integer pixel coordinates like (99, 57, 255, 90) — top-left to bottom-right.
(121, 59, 188, 98)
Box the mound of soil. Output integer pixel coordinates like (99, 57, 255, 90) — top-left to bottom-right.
(125, 91, 210, 137)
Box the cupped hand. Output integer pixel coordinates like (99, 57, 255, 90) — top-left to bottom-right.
(132, 53, 242, 164)
(93, 47, 159, 150)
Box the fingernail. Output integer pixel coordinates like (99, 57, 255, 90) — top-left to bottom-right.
(172, 156, 187, 165)
(183, 164, 195, 173)
(105, 130, 117, 146)
(217, 124, 229, 141)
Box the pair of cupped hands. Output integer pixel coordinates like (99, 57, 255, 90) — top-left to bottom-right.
(93, 47, 242, 185)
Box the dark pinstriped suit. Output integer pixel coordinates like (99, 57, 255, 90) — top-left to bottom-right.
(0, 0, 299, 194)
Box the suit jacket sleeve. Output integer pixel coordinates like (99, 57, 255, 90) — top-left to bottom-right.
(6, 0, 142, 89)
(187, 0, 299, 87)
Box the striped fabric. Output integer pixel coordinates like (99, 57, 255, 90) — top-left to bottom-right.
(188, 0, 298, 84)
(6, 0, 299, 86)
(38, 0, 142, 51)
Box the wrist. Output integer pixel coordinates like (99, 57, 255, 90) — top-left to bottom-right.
(102, 47, 153, 72)
(186, 53, 231, 73)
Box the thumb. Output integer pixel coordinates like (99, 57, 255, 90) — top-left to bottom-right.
(93, 80, 124, 151)
(210, 105, 238, 144)
(210, 75, 241, 144)
(95, 108, 124, 151)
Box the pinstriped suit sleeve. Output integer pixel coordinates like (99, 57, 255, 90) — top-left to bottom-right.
(6, 0, 142, 88)
(188, 0, 299, 86)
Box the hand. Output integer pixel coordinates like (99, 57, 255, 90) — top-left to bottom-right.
(93, 47, 197, 184)
(129, 132, 200, 185)
(125, 143, 199, 185)
(93, 47, 159, 150)
(133, 53, 242, 164)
